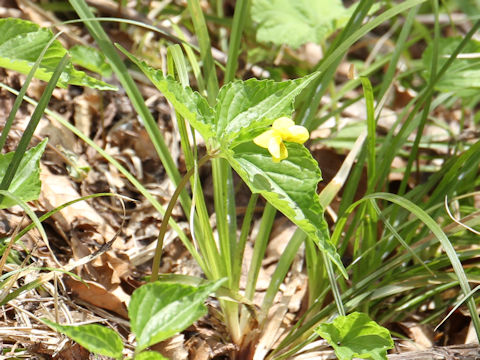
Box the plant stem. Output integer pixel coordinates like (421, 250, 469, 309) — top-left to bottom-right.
(245, 203, 276, 300)
(150, 154, 212, 282)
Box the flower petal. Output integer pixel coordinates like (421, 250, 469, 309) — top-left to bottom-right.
(253, 122, 294, 162)
(272, 117, 296, 138)
(284, 125, 309, 144)
(267, 134, 282, 158)
(254, 129, 276, 149)
(270, 140, 288, 162)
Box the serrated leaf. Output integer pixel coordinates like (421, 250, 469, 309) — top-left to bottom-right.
(226, 142, 346, 277)
(0, 139, 47, 209)
(129, 279, 225, 352)
(215, 73, 319, 146)
(252, 0, 350, 49)
(316, 312, 393, 360)
(0, 18, 115, 90)
(118, 44, 215, 141)
(135, 351, 169, 360)
(70, 44, 112, 78)
(41, 319, 124, 358)
(423, 37, 480, 97)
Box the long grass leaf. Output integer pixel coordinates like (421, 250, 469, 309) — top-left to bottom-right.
(224, 0, 249, 83)
(360, 76, 376, 191)
(186, 0, 219, 103)
(365, 192, 480, 340)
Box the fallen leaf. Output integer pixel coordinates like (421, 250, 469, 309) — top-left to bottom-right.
(65, 277, 129, 318)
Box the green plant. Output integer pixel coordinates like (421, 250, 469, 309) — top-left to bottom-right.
(42, 279, 225, 359)
(0, 18, 115, 90)
(0, 139, 46, 209)
(316, 312, 393, 360)
(3, 0, 480, 358)
(251, 0, 352, 49)
(57, 0, 480, 357)
(117, 46, 352, 345)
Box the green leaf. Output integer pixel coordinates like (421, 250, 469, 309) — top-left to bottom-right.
(129, 279, 225, 352)
(118, 45, 215, 142)
(252, 0, 350, 49)
(118, 44, 319, 148)
(215, 73, 319, 146)
(423, 37, 480, 97)
(315, 312, 394, 360)
(41, 319, 124, 358)
(0, 139, 47, 209)
(135, 351, 169, 360)
(70, 44, 112, 78)
(226, 142, 346, 277)
(0, 18, 115, 90)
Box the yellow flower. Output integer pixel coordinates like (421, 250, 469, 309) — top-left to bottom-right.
(253, 117, 309, 162)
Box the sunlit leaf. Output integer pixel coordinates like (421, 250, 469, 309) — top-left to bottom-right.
(41, 319, 124, 358)
(129, 279, 225, 352)
(316, 312, 393, 360)
(226, 142, 346, 277)
(423, 37, 480, 97)
(70, 44, 112, 78)
(215, 73, 319, 146)
(135, 351, 169, 360)
(252, 0, 350, 48)
(0, 18, 115, 90)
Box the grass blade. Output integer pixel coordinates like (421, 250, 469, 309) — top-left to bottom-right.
(365, 192, 480, 341)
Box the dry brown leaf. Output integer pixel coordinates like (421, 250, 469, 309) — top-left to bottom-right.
(265, 218, 297, 261)
(65, 277, 129, 318)
(253, 303, 288, 360)
(39, 165, 117, 242)
(38, 116, 77, 153)
(53, 341, 90, 360)
(40, 164, 134, 290)
(397, 321, 434, 351)
(150, 334, 189, 360)
(189, 338, 210, 360)
(465, 320, 480, 344)
(73, 88, 103, 137)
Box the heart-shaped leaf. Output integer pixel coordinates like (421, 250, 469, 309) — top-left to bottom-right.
(119, 44, 319, 150)
(129, 279, 225, 352)
(215, 73, 319, 146)
(316, 312, 394, 360)
(226, 142, 346, 277)
(252, 0, 350, 49)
